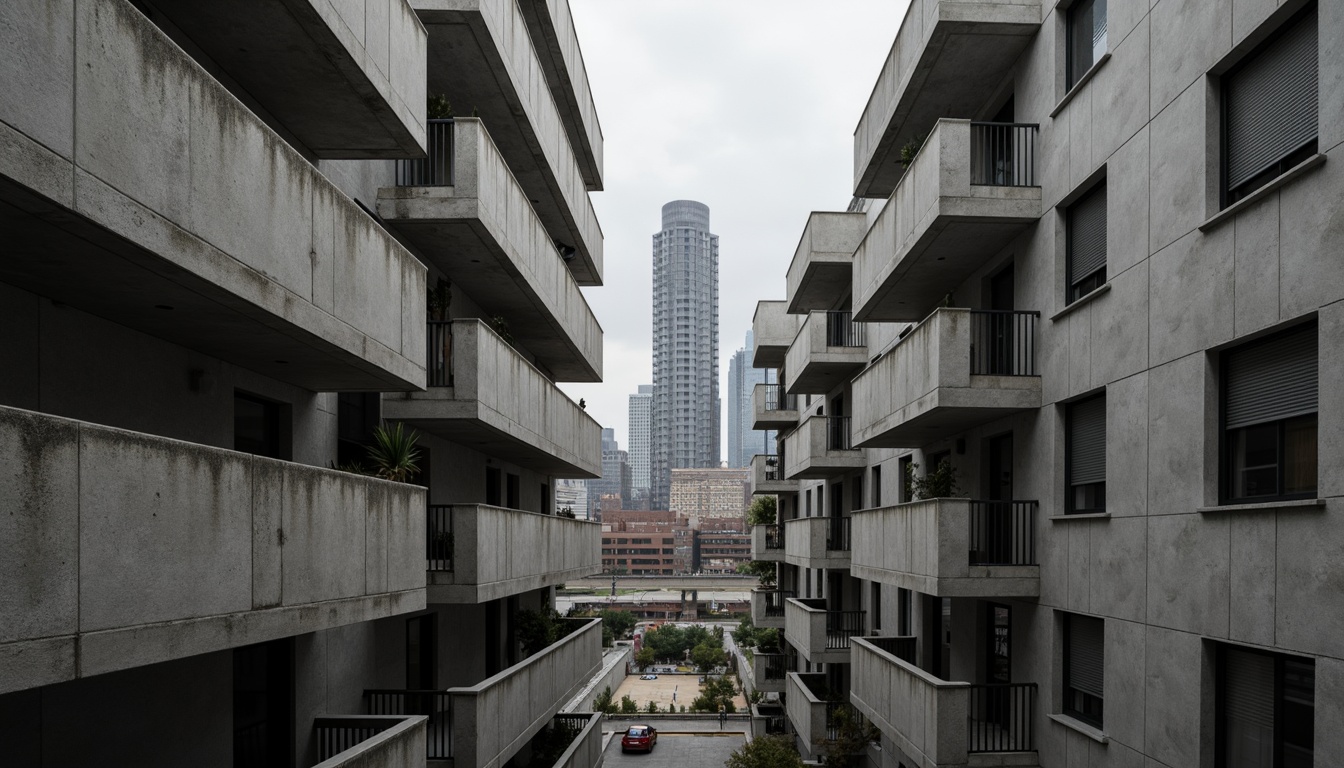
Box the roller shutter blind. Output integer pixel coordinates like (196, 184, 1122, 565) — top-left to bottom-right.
(1223, 648, 1276, 766)
(1225, 7, 1318, 191)
(1225, 325, 1317, 430)
(1068, 184, 1107, 287)
(1067, 615, 1104, 698)
(1069, 395, 1106, 486)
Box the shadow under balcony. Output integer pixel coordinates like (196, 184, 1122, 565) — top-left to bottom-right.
(753, 300, 803, 368)
(785, 311, 869, 395)
(783, 415, 866, 480)
(753, 384, 799, 431)
(786, 212, 868, 313)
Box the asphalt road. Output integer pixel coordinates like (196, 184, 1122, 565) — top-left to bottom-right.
(602, 730, 745, 767)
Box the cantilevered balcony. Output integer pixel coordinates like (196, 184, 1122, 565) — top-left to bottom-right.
(751, 652, 789, 694)
(752, 524, 785, 563)
(383, 319, 601, 477)
(786, 212, 868, 313)
(783, 517, 852, 570)
(852, 308, 1041, 447)
(753, 384, 799, 431)
(751, 589, 794, 630)
(426, 504, 601, 603)
(751, 454, 795, 496)
(753, 300, 804, 368)
(785, 311, 869, 394)
(414, 0, 604, 285)
(854, 0, 1042, 197)
(783, 416, 866, 480)
(365, 620, 602, 767)
(786, 672, 845, 758)
(378, 119, 602, 381)
(314, 715, 427, 766)
(851, 637, 1038, 767)
(0, 0, 426, 392)
(785, 598, 865, 665)
(853, 120, 1042, 322)
(136, 0, 427, 158)
(851, 499, 1039, 598)
(0, 405, 426, 697)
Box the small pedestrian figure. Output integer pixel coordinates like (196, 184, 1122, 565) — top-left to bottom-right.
(718, 703, 726, 730)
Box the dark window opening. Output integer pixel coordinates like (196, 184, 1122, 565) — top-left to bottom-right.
(1217, 644, 1314, 767)
(1067, 395, 1107, 513)
(1067, 182, 1107, 302)
(235, 392, 286, 460)
(1063, 614, 1104, 727)
(1067, 0, 1107, 88)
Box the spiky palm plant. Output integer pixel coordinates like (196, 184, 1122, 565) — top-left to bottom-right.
(367, 423, 421, 483)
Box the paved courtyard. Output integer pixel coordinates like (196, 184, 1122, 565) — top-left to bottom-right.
(610, 674, 747, 712)
(601, 729, 745, 767)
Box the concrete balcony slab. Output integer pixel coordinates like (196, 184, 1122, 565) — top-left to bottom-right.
(414, 0, 604, 286)
(783, 416, 866, 480)
(852, 308, 1041, 448)
(785, 672, 836, 759)
(751, 524, 786, 563)
(383, 320, 601, 477)
(786, 211, 868, 313)
(751, 454, 796, 496)
(853, 119, 1042, 323)
(0, 0, 426, 392)
(313, 715, 427, 767)
(851, 499, 1040, 598)
(751, 652, 789, 694)
(785, 598, 864, 666)
(144, 0, 428, 158)
(783, 517, 852, 570)
(426, 504, 601, 603)
(752, 300, 802, 368)
(0, 405, 426, 696)
(378, 119, 602, 382)
(752, 384, 799, 431)
(784, 311, 869, 395)
(854, 0, 1042, 198)
(750, 589, 793, 630)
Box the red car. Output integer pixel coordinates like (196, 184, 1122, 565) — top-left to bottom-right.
(621, 724, 658, 753)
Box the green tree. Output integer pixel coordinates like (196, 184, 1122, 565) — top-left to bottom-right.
(645, 700, 659, 713)
(691, 677, 738, 713)
(600, 609, 637, 640)
(906, 459, 963, 500)
(746, 495, 777, 526)
(819, 704, 880, 768)
(634, 646, 656, 670)
(691, 642, 727, 674)
(736, 560, 777, 586)
(683, 624, 713, 650)
(732, 616, 758, 648)
(516, 608, 564, 655)
(725, 735, 804, 768)
(592, 686, 616, 715)
(620, 694, 639, 714)
(642, 624, 686, 662)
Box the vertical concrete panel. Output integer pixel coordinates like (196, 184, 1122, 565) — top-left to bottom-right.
(1148, 228, 1235, 368)
(1277, 150, 1344, 319)
(1066, 520, 1092, 613)
(311, 181, 339, 313)
(1275, 502, 1344, 657)
(1143, 626, 1202, 768)
(1319, 0, 1344, 151)
(1091, 260, 1149, 386)
(1148, 85, 1207, 252)
(1146, 514, 1229, 637)
(1090, 517, 1147, 623)
(1147, 356, 1210, 514)
(365, 483, 389, 595)
(1231, 0, 1280, 42)
(1313, 656, 1344, 763)
(1149, 0, 1231, 116)
(334, 199, 406, 352)
(1318, 302, 1344, 499)
(252, 458, 285, 609)
(281, 465, 367, 605)
(1106, 372, 1148, 518)
(1227, 512, 1276, 647)
(1107, 126, 1150, 278)
(1230, 193, 1281, 336)
(1105, 617, 1147, 751)
(385, 486, 425, 592)
(0, 0, 75, 159)
(1068, 86, 1095, 190)
(1067, 309, 1092, 397)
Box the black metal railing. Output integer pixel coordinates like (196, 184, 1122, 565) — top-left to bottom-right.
(969, 310, 1038, 376)
(396, 119, 455, 186)
(763, 383, 797, 411)
(764, 524, 784, 550)
(315, 717, 396, 761)
(968, 501, 1038, 566)
(967, 683, 1037, 753)
(763, 590, 794, 618)
(759, 653, 788, 680)
(427, 505, 454, 572)
(825, 610, 866, 649)
(826, 416, 853, 451)
(824, 702, 845, 740)
(969, 123, 1038, 187)
(826, 517, 852, 551)
(365, 690, 453, 759)
(427, 320, 454, 387)
(868, 635, 918, 664)
(763, 455, 783, 481)
(825, 310, 866, 347)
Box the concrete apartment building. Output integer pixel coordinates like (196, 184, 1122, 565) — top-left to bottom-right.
(669, 467, 751, 527)
(748, 1, 1342, 766)
(650, 199, 721, 510)
(0, 1, 608, 767)
(728, 331, 777, 468)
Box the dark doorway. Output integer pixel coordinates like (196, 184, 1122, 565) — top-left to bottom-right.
(506, 473, 520, 509)
(990, 263, 1015, 311)
(925, 596, 951, 679)
(987, 433, 1014, 501)
(406, 615, 436, 689)
(485, 467, 502, 506)
(235, 393, 284, 460)
(979, 434, 1015, 563)
(485, 600, 502, 675)
(985, 604, 1013, 729)
(233, 639, 294, 768)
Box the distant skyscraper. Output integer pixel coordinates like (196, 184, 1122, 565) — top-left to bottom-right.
(588, 428, 630, 516)
(727, 331, 774, 468)
(650, 200, 720, 510)
(628, 384, 653, 495)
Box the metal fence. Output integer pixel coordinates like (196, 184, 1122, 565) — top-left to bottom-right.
(364, 690, 453, 759)
(764, 383, 796, 411)
(969, 123, 1038, 187)
(826, 517, 852, 551)
(867, 635, 918, 664)
(825, 310, 866, 347)
(826, 416, 853, 451)
(968, 501, 1038, 566)
(967, 683, 1037, 753)
(426, 505, 454, 572)
(825, 610, 866, 649)
(314, 717, 396, 762)
(427, 321, 453, 387)
(969, 310, 1039, 376)
(760, 653, 788, 681)
(763, 455, 783, 481)
(396, 119, 455, 186)
(764, 524, 784, 550)
(764, 590, 794, 618)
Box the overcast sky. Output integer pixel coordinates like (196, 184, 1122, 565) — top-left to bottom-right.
(559, 1, 909, 459)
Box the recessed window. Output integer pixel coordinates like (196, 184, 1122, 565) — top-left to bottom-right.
(1067, 0, 1107, 88)
(1222, 324, 1318, 503)
(1063, 613, 1104, 727)
(1067, 182, 1107, 302)
(235, 392, 284, 460)
(1217, 644, 1314, 767)
(1066, 394, 1106, 513)
(1222, 5, 1318, 206)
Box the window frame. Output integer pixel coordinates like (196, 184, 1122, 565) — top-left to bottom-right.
(1066, 0, 1107, 89)
(1065, 393, 1107, 514)
(1215, 643, 1315, 768)
(1066, 181, 1107, 303)
(1062, 613, 1104, 727)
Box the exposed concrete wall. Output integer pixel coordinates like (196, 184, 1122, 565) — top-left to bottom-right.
(312, 715, 428, 768)
(0, 405, 426, 695)
(785, 211, 867, 313)
(783, 310, 869, 394)
(850, 638, 969, 768)
(752, 300, 803, 368)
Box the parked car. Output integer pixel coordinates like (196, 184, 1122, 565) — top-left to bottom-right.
(621, 724, 658, 753)
(639, 674, 658, 680)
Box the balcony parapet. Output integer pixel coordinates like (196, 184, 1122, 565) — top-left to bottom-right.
(783, 415, 865, 480)
(751, 589, 794, 630)
(783, 517, 852, 570)
(784, 311, 869, 395)
(751, 524, 786, 562)
(314, 715, 428, 768)
(426, 503, 602, 603)
(546, 713, 605, 768)
(0, 405, 426, 697)
(851, 499, 1039, 597)
(785, 598, 865, 665)
(751, 652, 789, 694)
(753, 384, 799, 431)
(752, 300, 804, 368)
(785, 672, 839, 758)
(751, 454, 796, 496)
(786, 212, 868, 313)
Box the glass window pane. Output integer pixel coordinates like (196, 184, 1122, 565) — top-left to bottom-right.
(1069, 0, 1097, 86)
(1231, 424, 1279, 499)
(1283, 415, 1318, 495)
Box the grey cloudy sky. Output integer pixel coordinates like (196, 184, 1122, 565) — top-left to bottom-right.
(559, 0, 908, 458)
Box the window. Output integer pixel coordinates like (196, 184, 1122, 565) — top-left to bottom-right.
(1222, 5, 1318, 206)
(898, 456, 913, 503)
(1067, 394, 1106, 513)
(1217, 645, 1314, 767)
(872, 465, 882, 507)
(1067, 0, 1107, 88)
(1223, 324, 1318, 503)
(897, 588, 912, 635)
(1063, 614, 1104, 726)
(1067, 182, 1107, 301)
(872, 583, 882, 631)
(235, 392, 285, 459)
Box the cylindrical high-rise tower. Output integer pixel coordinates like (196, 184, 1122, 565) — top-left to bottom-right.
(650, 200, 720, 511)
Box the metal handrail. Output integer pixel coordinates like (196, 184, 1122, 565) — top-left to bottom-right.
(396, 119, 455, 186)
(825, 610, 866, 649)
(764, 384, 796, 411)
(826, 516, 852, 551)
(764, 524, 784, 550)
(364, 690, 453, 758)
(427, 505, 454, 572)
(967, 683, 1037, 753)
(825, 416, 853, 451)
(969, 310, 1039, 376)
(426, 320, 453, 387)
(968, 500, 1038, 565)
(824, 310, 866, 347)
(969, 122, 1038, 187)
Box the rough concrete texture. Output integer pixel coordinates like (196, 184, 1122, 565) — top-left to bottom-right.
(786, 211, 868, 313)
(752, 382, 800, 431)
(850, 638, 971, 768)
(750, 453, 797, 496)
(783, 597, 852, 665)
(382, 319, 601, 476)
(782, 414, 868, 480)
(782, 516, 851, 570)
(785, 672, 830, 757)
(311, 715, 428, 768)
(751, 300, 803, 368)
(784, 310, 870, 394)
(0, 405, 426, 695)
(376, 119, 602, 381)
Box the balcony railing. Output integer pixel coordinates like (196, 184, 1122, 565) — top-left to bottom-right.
(765, 524, 784, 550)
(826, 416, 852, 451)
(969, 123, 1039, 187)
(826, 610, 866, 649)
(764, 384, 797, 411)
(317, 718, 392, 761)
(825, 311, 866, 347)
(968, 683, 1037, 753)
(866, 635, 918, 664)
(765, 590, 794, 618)
(365, 690, 453, 759)
(426, 320, 454, 387)
(826, 517, 852, 552)
(760, 653, 789, 680)
(314, 715, 426, 767)
(764, 455, 783, 481)
(396, 119, 455, 186)
(427, 505, 454, 572)
(969, 310, 1039, 376)
(968, 501, 1038, 566)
